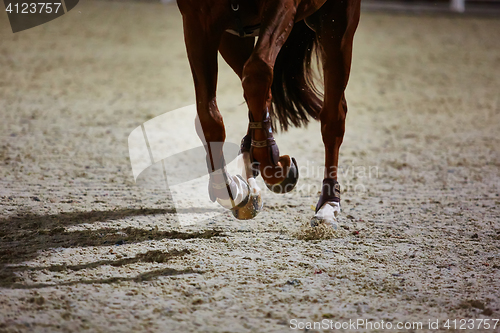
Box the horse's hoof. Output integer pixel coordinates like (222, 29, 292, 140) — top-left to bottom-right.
(265, 157, 299, 194)
(310, 201, 340, 229)
(232, 191, 263, 220)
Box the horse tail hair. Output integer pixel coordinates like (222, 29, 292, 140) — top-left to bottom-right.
(271, 20, 323, 131)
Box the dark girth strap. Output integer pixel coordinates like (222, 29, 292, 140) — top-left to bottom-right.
(230, 0, 245, 37)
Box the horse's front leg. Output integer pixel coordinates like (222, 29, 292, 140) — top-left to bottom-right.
(219, 32, 263, 196)
(180, 10, 261, 219)
(311, 0, 361, 228)
(241, 0, 300, 194)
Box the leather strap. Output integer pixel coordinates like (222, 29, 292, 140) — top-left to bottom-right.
(250, 139, 269, 148)
(248, 110, 279, 166)
(248, 122, 262, 129)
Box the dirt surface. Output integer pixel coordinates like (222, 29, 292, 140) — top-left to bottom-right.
(1, 1, 500, 332)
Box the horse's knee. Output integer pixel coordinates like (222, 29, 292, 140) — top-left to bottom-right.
(241, 54, 273, 101)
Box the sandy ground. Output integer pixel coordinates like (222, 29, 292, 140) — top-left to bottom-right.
(1, 1, 500, 332)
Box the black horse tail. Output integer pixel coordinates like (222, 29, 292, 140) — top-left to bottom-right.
(271, 20, 323, 131)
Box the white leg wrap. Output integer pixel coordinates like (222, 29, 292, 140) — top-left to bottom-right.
(311, 201, 340, 228)
(216, 175, 249, 209)
(247, 177, 261, 196)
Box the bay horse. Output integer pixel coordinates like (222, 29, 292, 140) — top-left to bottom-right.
(177, 0, 361, 227)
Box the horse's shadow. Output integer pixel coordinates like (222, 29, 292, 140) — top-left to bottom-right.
(0, 208, 223, 289)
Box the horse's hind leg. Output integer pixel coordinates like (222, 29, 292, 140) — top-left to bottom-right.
(311, 0, 361, 227)
(241, 0, 300, 192)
